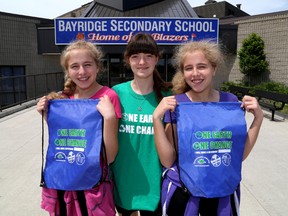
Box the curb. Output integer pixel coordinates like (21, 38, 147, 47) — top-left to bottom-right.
(0, 100, 38, 118)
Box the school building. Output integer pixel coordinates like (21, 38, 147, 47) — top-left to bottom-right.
(0, 0, 287, 109)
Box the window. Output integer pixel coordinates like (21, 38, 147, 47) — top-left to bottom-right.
(157, 54, 175, 82)
(0, 66, 26, 107)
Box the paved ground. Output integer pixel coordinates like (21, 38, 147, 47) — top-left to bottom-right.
(0, 105, 287, 216)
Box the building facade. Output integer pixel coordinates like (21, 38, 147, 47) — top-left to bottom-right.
(193, 0, 288, 87)
(229, 11, 288, 84)
(37, 0, 200, 87)
(1, 0, 288, 109)
(0, 12, 63, 108)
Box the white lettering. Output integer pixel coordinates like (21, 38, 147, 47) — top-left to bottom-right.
(175, 20, 216, 32)
(136, 126, 154, 135)
(139, 114, 153, 123)
(119, 124, 135, 133)
(58, 20, 65, 31)
(58, 20, 108, 32)
(127, 113, 138, 122)
(109, 20, 173, 32)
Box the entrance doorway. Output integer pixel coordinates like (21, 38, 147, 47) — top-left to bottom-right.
(100, 53, 175, 87)
(100, 54, 133, 87)
(109, 54, 134, 87)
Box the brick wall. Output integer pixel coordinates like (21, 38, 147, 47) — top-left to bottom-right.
(228, 13, 288, 85)
(0, 13, 63, 97)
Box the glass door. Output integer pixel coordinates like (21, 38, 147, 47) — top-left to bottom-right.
(100, 54, 174, 87)
(108, 54, 133, 87)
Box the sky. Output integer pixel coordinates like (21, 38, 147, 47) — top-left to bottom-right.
(1, 0, 288, 19)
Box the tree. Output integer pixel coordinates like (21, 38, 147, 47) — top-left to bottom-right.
(238, 33, 269, 83)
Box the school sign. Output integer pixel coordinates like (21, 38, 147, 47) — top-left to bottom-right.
(55, 17, 219, 45)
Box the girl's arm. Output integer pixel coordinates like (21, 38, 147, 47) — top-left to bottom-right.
(153, 96, 177, 168)
(241, 95, 264, 161)
(97, 95, 119, 164)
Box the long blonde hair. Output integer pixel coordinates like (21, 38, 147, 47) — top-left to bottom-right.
(60, 40, 104, 96)
(172, 40, 224, 94)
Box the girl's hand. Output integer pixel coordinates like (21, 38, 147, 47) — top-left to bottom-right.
(97, 95, 116, 119)
(242, 95, 263, 119)
(36, 96, 49, 115)
(153, 96, 177, 120)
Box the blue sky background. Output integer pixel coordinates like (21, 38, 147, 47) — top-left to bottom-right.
(1, 0, 287, 19)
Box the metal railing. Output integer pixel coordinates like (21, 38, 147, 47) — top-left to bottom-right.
(0, 72, 63, 112)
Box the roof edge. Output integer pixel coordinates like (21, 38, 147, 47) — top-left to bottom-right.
(182, 0, 199, 17)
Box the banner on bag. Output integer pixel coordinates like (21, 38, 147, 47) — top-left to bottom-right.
(176, 102, 247, 198)
(44, 99, 103, 190)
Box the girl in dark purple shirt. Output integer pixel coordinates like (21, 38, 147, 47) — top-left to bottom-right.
(153, 40, 263, 216)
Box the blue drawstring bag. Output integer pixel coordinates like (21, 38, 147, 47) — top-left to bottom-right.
(44, 99, 103, 190)
(175, 102, 247, 198)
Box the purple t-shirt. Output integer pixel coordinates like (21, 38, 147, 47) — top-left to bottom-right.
(164, 91, 238, 123)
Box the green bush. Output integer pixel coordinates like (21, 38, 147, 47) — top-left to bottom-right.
(219, 81, 239, 92)
(238, 33, 269, 81)
(251, 82, 288, 94)
(221, 81, 288, 94)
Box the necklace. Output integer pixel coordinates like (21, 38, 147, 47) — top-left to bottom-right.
(132, 79, 153, 111)
(137, 94, 148, 111)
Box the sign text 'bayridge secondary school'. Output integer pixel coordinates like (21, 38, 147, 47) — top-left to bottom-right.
(55, 17, 219, 45)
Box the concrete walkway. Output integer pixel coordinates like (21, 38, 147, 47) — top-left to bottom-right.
(0, 105, 287, 216)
